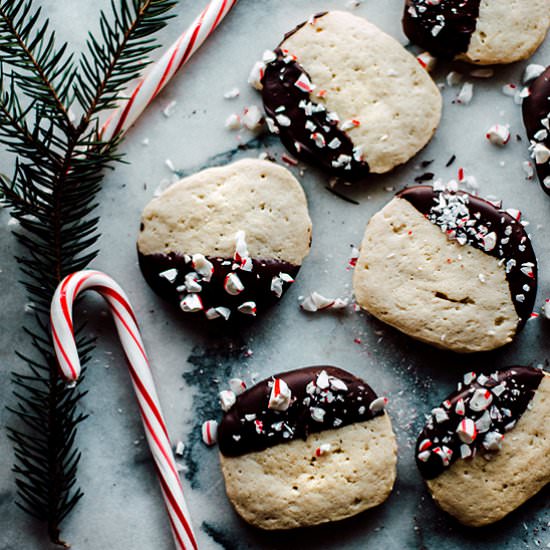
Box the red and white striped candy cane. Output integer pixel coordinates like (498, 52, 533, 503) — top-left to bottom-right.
(50, 270, 197, 550)
(100, 0, 238, 141)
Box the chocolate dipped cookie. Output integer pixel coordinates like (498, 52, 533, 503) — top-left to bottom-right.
(403, 0, 550, 65)
(137, 159, 312, 323)
(256, 11, 441, 179)
(523, 66, 550, 195)
(353, 185, 537, 353)
(218, 367, 397, 529)
(416, 367, 550, 526)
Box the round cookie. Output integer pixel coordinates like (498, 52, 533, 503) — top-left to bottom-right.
(416, 367, 550, 526)
(403, 0, 550, 65)
(258, 11, 442, 179)
(218, 367, 397, 529)
(523, 66, 550, 195)
(353, 185, 537, 353)
(137, 159, 312, 322)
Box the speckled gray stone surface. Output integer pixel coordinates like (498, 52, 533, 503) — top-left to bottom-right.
(0, 1, 548, 549)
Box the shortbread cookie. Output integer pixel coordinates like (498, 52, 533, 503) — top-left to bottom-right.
(523, 66, 550, 194)
(403, 0, 550, 65)
(218, 367, 397, 529)
(353, 186, 537, 353)
(137, 159, 312, 322)
(416, 367, 549, 526)
(258, 11, 441, 178)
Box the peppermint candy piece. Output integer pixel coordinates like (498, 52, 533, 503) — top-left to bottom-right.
(485, 124, 510, 146)
(300, 291, 348, 312)
(224, 272, 245, 296)
(180, 294, 203, 313)
(310, 407, 326, 423)
(229, 378, 247, 395)
(192, 254, 214, 282)
(483, 431, 504, 451)
(237, 301, 257, 316)
(456, 417, 477, 444)
(315, 443, 332, 457)
(369, 396, 388, 413)
(469, 388, 493, 412)
(158, 268, 178, 283)
(219, 390, 236, 412)
(268, 378, 292, 411)
(205, 306, 231, 321)
(202, 420, 218, 446)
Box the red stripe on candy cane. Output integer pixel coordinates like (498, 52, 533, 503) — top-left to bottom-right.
(50, 270, 197, 550)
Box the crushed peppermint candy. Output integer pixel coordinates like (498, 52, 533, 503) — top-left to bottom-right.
(454, 82, 473, 105)
(369, 396, 388, 413)
(485, 124, 511, 146)
(180, 293, 203, 313)
(205, 306, 231, 321)
(300, 291, 348, 312)
(229, 378, 247, 395)
(192, 254, 214, 282)
(268, 378, 292, 411)
(223, 87, 240, 99)
(219, 390, 237, 412)
(417, 51, 436, 72)
(315, 443, 332, 457)
(261, 48, 369, 178)
(242, 105, 263, 131)
(202, 420, 218, 446)
(270, 272, 294, 298)
(224, 272, 245, 296)
(225, 113, 241, 130)
(158, 268, 178, 283)
(401, 186, 537, 322)
(216, 367, 386, 457)
(415, 366, 543, 479)
(237, 301, 257, 316)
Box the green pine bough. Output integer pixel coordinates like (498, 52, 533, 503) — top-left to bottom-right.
(0, 0, 177, 544)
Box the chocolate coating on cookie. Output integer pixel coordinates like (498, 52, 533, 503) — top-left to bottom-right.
(218, 367, 384, 457)
(522, 66, 550, 194)
(403, 0, 481, 59)
(138, 252, 299, 322)
(262, 48, 369, 179)
(416, 366, 544, 479)
(398, 186, 537, 327)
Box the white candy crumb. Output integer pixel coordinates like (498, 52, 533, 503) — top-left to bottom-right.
(175, 441, 185, 456)
(455, 82, 473, 105)
(242, 105, 263, 131)
(223, 87, 240, 99)
(300, 291, 348, 312)
(485, 124, 510, 146)
(225, 113, 241, 130)
(162, 100, 177, 118)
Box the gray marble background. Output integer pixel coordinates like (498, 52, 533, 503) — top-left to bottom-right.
(0, 0, 548, 548)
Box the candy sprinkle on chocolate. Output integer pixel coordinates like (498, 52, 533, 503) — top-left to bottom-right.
(415, 366, 544, 479)
(218, 366, 385, 457)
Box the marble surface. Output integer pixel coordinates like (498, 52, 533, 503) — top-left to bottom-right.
(0, 1, 549, 548)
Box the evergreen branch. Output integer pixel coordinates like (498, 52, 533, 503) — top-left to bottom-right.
(76, 0, 176, 127)
(0, 0, 179, 544)
(0, 0, 73, 127)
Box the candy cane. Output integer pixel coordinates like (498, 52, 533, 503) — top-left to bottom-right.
(50, 270, 197, 550)
(100, 0, 238, 141)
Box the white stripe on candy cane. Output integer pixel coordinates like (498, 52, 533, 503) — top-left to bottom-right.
(50, 270, 197, 550)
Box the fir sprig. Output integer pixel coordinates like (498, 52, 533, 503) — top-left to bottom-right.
(0, 0, 177, 544)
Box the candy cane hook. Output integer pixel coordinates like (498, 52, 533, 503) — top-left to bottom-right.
(50, 270, 197, 550)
